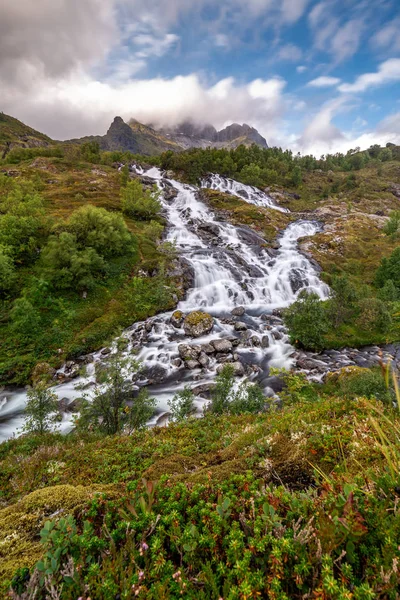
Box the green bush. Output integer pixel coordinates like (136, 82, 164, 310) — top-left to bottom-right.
(66, 205, 134, 258)
(375, 247, 400, 291)
(0, 246, 15, 292)
(383, 211, 400, 236)
(356, 297, 392, 333)
(338, 369, 393, 404)
(41, 231, 106, 291)
(168, 387, 195, 422)
(121, 179, 162, 220)
(22, 383, 59, 435)
(209, 365, 267, 415)
(284, 290, 329, 351)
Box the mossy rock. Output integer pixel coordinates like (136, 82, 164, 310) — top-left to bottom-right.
(326, 366, 367, 384)
(0, 484, 118, 589)
(183, 311, 214, 338)
(170, 310, 184, 328)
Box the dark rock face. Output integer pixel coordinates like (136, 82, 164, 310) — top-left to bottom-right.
(142, 364, 168, 384)
(215, 123, 268, 148)
(106, 117, 141, 153)
(231, 306, 245, 316)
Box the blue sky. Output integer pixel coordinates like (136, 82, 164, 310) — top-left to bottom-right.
(1, 0, 400, 154)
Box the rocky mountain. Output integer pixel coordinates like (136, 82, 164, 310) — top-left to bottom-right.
(160, 120, 268, 150)
(68, 117, 268, 155)
(0, 112, 52, 159)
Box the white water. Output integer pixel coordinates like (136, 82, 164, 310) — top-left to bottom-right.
(202, 173, 289, 213)
(0, 169, 329, 442)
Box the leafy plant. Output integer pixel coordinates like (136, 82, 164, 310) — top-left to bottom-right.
(168, 387, 195, 422)
(121, 179, 162, 220)
(22, 383, 59, 435)
(284, 290, 329, 351)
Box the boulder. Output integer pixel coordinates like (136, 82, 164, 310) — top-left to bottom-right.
(272, 330, 284, 341)
(201, 343, 216, 355)
(170, 310, 184, 328)
(198, 352, 210, 368)
(101, 347, 112, 356)
(261, 336, 270, 348)
(172, 358, 183, 368)
(211, 339, 233, 353)
(142, 364, 168, 384)
(217, 361, 245, 376)
(251, 336, 261, 347)
(178, 344, 200, 361)
(231, 306, 245, 316)
(183, 311, 214, 338)
(234, 321, 248, 332)
(186, 360, 200, 370)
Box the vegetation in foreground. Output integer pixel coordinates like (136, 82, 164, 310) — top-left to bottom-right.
(1, 365, 400, 598)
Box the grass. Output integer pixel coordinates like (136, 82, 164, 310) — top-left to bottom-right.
(2, 378, 400, 597)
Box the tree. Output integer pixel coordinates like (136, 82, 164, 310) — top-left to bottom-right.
(356, 298, 392, 333)
(329, 275, 359, 326)
(0, 246, 15, 292)
(80, 141, 100, 163)
(41, 232, 106, 291)
(284, 290, 328, 351)
(291, 166, 302, 187)
(209, 365, 267, 415)
(11, 296, 41, 340)
(383, 211, 400, 236)
(77, 356, 155, 435)
(209, 364, 235, 414)
(121, 180, 162, 220)
(375, 248, 400, 291)
(128, 388, 157, 431)
(379, 147, 393, 162)
(67, 205, 133, 258)
(168, 387, 195, 422)
(22, 383, 59, 435)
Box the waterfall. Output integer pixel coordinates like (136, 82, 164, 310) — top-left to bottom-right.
(0, 168, 329, 441)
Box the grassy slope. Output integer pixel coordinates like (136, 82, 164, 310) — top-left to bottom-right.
(0, 113, 51, 156)
(0, 156, 179, 384)
(1, 389, 399, 596)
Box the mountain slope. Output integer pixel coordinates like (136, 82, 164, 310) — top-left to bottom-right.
(67, 117, 181, 156)
(0, 113, 52, 158)
(161, 120, 269, 150)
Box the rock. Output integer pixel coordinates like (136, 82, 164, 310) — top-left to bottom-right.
(198, 352, 210, 367)
(68, 397, 85, 413)
(264, 375, 287, 393)
(251, 336, 261, 347)
(201, 343, 215, 354)
(218, 361, 244, 376)
(272, 330, 283, 341)
(178, 344, 200, 360)
(58, 398, 70, 412)
(192, 383, 216, 397)
(101, 347, 112, 356)
(172, 358, 183, 368)
(145, 321, 153, 333)
(261, 336, 270, 348)
(170, 310, 184, 328)
(234, 321, 248, 332)
(231, 306, 245, 316)
(211, 339, 233, 353)
(31, 362, 56, 384)
(228, 336, 241, 347)
(216, 353, 234, 363)
(186, 360, 200, 370)
(163, 187, 178, 202)
(142, 364, 168, 384)
(198, 222, 220, 237)
(183, 311, 214, 337)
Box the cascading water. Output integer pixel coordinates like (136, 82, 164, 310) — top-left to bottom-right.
(0, 168, 329, 442)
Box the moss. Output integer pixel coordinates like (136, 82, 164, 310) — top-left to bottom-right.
(0, 484, 118, 589)
(184, 311, 212, 326)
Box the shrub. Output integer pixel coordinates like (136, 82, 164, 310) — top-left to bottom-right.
(383, 211, 400, 236)
(337, 368, 393, 404)
(66, 205, 134, 258)
(128, 388, 157, 431)
(375, 247, 400, 291)
(168, 387, 195, 422)
(41, 231, 106, 291)
(378, 279, 398, 302)
(284, 290, 329, 351)
(0, 246, 15, 292)
(121, 179, 162, 220)
(209, 365, 267, 415)
(22, 383, 59, 435)
(80, 141, 100, 163)
(356, 297, 392, 333)
(329, 274, 359, 326)
(10, 297, 41, 339)
(77, 355, 137, 435)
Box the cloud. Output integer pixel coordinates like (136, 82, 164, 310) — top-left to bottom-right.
(338, 58, 400, 92)
(296, 65, 307, 73)
(133, 33, 179, 58)
(307, 76, 341, 87)
(281, 0, 310, 23)
(278, 43, 303, 61)
(330, 19, 364, 63)
(0, 0, 117, 85)
(308, 3, 363, 62)
(1, 71, 287, 141)
(298, 97, 347, 150)
(371, 17, 400, 53)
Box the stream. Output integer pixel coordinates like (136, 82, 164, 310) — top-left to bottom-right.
(0, 168, 332, 441)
